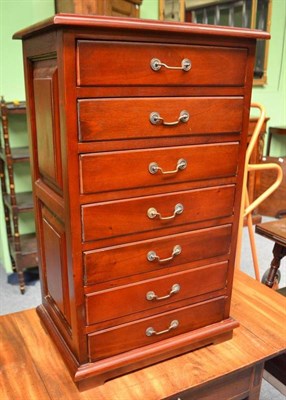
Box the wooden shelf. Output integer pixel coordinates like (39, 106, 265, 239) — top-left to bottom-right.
(0, 146, 30, 162)
(4, 101, 26, 115)
(3, 191, 34, 212)
(8, 233, 38, 269)
(10, 147, 30, 161)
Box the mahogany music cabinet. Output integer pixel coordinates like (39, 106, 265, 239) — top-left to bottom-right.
(14, 15, 269, 387)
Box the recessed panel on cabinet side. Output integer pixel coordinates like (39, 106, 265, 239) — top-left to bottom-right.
(40, 204, 71, 329)
(33, 59, 63, 193)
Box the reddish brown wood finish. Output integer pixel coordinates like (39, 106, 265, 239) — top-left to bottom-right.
(77, 41, 248, 87)
(85, 262, 228, 326)
(2, 272, 285, 398)
(78, 97, 243, 141)
(41, 205, 71, 325)
(84, 224, 232, 286)
(14, 14, 269, 386)
(79, 143, 239, 194)
(33, 59, 63, 193)
(82, 185, 236, 242)
(88, 297, 226, 361)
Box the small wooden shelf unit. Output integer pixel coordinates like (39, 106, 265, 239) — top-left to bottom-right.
(0, 97, 38, 293)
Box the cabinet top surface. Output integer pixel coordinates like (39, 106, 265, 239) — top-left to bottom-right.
(13, 13, 270, 41)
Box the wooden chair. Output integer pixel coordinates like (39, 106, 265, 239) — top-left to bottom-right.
(235, 103, 283, 281)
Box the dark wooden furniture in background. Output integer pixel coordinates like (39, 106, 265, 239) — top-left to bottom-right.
(184, 0, 272, 86)
(260, 125, 286, 219)
(266, 126, 286, 156)
(259, 126, 286, 218)
(255, 219, 286, 289)
(55, 0, 143, 17)
(0, 97, 38, 293)
(1, 271, 285, 399)
(264, 352, 286, 394)
(245, 116, 269, 225)
(14, 15, 269, 386)
(255, 156, 286, 218)
(255, 218, 286, 395)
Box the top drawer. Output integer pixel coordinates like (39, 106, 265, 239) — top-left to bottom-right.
(77, 41, 247, 87)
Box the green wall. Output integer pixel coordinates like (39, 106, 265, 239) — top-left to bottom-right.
(0, 0, 55, 98)
(141, 0, 158, 20)
(0, 0, 285, 271)
(0, 0, 54, 271)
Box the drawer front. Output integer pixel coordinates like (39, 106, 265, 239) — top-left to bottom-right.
(77, 41, 247, 87)
(78, 97, 243, 142)
(82, 185, 235, 242)
(85, 261, 228, 325)
(88, 296, 226, 361)
(80, 143, 239, 194)
(84, 224, 232, 285)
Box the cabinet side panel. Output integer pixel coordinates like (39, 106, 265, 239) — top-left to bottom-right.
(41, 206, 71, 325)
(33, 59, 63, 192)
(22, 38, 87, 363)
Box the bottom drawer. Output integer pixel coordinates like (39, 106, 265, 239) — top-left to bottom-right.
(88, 296, 226, 361)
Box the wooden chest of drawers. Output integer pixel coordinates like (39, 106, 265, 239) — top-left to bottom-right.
(14, 15, 269, 387)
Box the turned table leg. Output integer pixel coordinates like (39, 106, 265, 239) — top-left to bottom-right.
(265, 243, 286, 288)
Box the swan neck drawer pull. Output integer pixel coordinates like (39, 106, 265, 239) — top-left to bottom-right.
(147, 203, 184, 220)
(150, 110, 189, 126)
(149, 158, 187, 175)
(150, 58, 191, 71)
(146, 320, 179, 337)
(147, 245, 182, 263)
(146, 283, 181, 301)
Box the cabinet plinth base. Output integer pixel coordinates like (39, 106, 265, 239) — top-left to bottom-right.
(37, 304, 239, 390)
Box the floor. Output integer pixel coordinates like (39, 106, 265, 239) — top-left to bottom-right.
(0, 217, 285, 399)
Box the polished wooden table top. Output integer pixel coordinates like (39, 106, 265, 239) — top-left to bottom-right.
(256, 219, 286, 247)
(1, 270, 286, 400)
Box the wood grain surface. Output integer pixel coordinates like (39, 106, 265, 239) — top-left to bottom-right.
(1, 271, 285, 399)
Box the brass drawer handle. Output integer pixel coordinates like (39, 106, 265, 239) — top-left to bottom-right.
(147, 203, 184, 220)
(146, 283, 181, 301)
(150, 110, 189, 126)
(150, 58, 191, 72)
(146, 319, 179, 337)
(147, 245, 182, 263)
(149, 159, 187, 175)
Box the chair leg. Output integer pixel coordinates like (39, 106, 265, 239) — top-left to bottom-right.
(265, 244, 286, 288)
(246, 214, 260, 281)
(245, 192, 260, 281)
